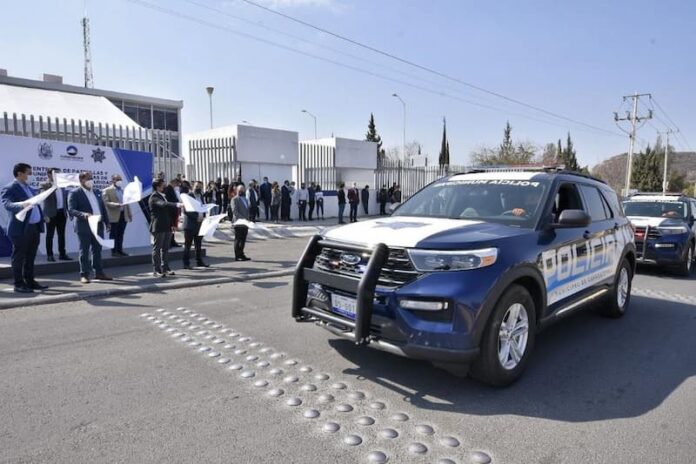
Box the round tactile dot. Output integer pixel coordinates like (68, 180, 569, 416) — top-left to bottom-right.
(161, 312, 171, 316)
(254, 379, 268, 388)
(217, 358, 231, 364)
(303, 409, 320, 419)
(322, 422, 340, 433)
(165, 328, 176, 333)
(367, 451, 388, 463)
(211, 324, 222, 329)
(284, 359, 298, 366)
(176, 307, 186, 311)
(270, 353, 284, 360)
(180, 336, 192, 343)
(223, 344, 235, 350)
(181, 322, 192, 327)
(269, 368, 284, 376)
(348, 391, 366, 400)
(416, 424, 435, 435)
(286, 397, 302, 407)
(245, 355, 259, 362)
(300, 366, 313, 373)
(234, 349, 247, 355)
(207, 351, 221, 358)
(212, 338, 225, 344)
(356, 416, 375, 426)
(198, 346, 212, 353)
(228, 364, 243, 371)
(343, 435, 362, 446)
(336, 403, 353, 412)
(369, 402, 386, 410)
(240, 370, 255, 379)
(196, 330, 209, 336)
(391, 413, 409, 422)
(170, 332, 183, 338)
(268, 388, 284, 397)
(440, 436, 461, 448)
(259, 347, 272, 353)
(317, 394, 335, 404)
(256, 361, 270, 368)
(470, 451, 492, 464)
(408, 443, 428, 455)
(283, 375, 299, 384)
(155, 308, 165, 313)
(331, 382, 347, 390)
(204, 334, 216, 340)
(204, 321, 215, 326)
(249, 342, 261, 348)
(301, 384, 317, 392)
(438, 459, 457, 464)
(188, 341, 202, 347)
(314, 373, 330, 381)
(379, 428, 399, 439)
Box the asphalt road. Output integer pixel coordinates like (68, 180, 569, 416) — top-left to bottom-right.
(1, 237, 695, 464)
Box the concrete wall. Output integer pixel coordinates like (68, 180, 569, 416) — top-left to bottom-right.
(236, 125, 298, 165)
(334, 137, 377, 169)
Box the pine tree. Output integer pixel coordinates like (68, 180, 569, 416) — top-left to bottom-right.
(500, 121, 514, 160)
(365, 113, 385, 160)
(438, 117, 450, 166)
(559, 132, 580, 172)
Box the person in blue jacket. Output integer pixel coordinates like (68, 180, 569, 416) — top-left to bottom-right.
(0, 163, 47, 293)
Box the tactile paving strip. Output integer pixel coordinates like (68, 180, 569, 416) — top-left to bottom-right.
(632, 288, 696, 305)
(139, 307, 494, 464)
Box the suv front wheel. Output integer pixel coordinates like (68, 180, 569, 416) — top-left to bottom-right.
(602, 258, 633, 318)
(471, 285, 536, 387)
(676, 242, 694, 277)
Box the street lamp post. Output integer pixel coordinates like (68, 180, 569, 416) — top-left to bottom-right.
(301, 109, 317, 139)
(206, 86, 214, 129)
(392, 93, 406, 162)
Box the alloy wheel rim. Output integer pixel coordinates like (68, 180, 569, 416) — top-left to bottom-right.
(498, 303, 529, 370)
(688, 247, 693, 272)
(617, 267, 629, 308)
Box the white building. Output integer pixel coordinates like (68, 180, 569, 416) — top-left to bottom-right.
(185, 124, 298, 184)
(299, 136, 378, 188)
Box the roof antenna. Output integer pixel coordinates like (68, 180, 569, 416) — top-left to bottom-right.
(82, 0, 94, 88)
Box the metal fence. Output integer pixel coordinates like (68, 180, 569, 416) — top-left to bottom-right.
(187, 137, 236, 184)
(374, 158, 469, 200)
(1, 112, 184, 181)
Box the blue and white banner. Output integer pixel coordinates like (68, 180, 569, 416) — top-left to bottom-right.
(0, 134, 153, 257)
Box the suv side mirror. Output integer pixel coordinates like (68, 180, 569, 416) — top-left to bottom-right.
(551, 209, 591, 228)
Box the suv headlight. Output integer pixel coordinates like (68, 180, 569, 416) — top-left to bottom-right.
(408, 248, 498, 272)
(659, 226, 688, 235)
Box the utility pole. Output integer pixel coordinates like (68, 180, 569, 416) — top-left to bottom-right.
(82, 1, 94, 88)
(662, 128, 677, 195)
(614, 92, 652, 196)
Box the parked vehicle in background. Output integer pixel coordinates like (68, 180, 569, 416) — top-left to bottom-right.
(623, 193, 696, 276)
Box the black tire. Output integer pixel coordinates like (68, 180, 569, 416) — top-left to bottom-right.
(471, 285, 536, 387)
(602, 258, 633, 318)
(675, 242, 694, 277)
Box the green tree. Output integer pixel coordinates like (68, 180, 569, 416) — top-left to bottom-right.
(471, 121, 536, 165)
(365, 113, 385, 160)
(559, 132, 581, 172)
(438, 117, 450, 166)
(632, 145, 663, 191)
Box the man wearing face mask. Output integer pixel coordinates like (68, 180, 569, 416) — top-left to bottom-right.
(149, 179, 183, 277)
(68, 171, 113, 283)
(1, 163, 48, 293)
(41, 167, 72, 262)
(103, 174, 132, 257)
(163, 178, 182, 248)
(231, 184, 251, 261)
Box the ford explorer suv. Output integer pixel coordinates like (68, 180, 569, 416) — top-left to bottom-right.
(623, 193, 696, 276)
(291, 168, 636, 386)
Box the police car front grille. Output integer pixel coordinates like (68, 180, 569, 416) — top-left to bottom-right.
(314, 245, 420, 288)
(634, 226, 661, 241)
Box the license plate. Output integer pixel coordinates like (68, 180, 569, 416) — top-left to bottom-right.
(331, 294, 357, 320)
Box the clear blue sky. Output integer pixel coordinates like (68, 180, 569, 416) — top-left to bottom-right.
(1, 0, 694, 167)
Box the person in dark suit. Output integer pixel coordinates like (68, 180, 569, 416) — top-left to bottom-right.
(280, 180, 291, 221)
(231, 184, 251, 261)
(337, 183, 346, 224)
(221, 177, 230, 214)
(163, 179, 182, 247)
(67, 171, 113, 283)
(308, 182, 316, 220)
(378, 185, 388, 215)
(1, 163, 47, 293)
(41, 167, 72, 262)
(361, 185, 370, 216)
(248, 180, 260, 222)
(181, 182, 209, 269)
(259, 177, 272, 221)
(149, 179, 181, 277)
(347, 182, 360, 223)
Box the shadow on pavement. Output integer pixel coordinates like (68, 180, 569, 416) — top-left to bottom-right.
(329, 295, 696, 422)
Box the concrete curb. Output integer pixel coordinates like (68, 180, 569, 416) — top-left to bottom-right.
(0, 268, 295, 310)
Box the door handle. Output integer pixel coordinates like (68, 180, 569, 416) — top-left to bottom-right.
(583, 231, 591, 239)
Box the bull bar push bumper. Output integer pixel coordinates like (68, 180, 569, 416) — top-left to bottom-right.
(292, 235, 389, 345)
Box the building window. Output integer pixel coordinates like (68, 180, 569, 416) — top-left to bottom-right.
(165, 111, 178, 132)
(153, 109, 166, 130)
(123, 105, 138, 124)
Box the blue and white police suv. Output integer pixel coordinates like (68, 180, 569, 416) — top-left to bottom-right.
(292, 168, 636, 386)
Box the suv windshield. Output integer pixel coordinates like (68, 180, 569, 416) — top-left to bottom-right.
(393, 177, 549, 228)
(623, 201, 687, 219)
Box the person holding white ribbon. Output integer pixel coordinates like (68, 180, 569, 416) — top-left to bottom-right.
(0, 163, 47, 293)
(103, 174, 132, 257)
(67, 172, 113, 284)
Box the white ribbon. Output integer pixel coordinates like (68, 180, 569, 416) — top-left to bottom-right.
(16, 186, 56, 221)
(121, 176, 143, 205)
(198, 213, 227, 239)
(181, 193, 216, 214)
(87, 215, 115, 249)
(55, 173, 81, 188)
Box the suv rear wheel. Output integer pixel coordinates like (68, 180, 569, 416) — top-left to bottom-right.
(602, 258, 632, 318)
(471, 285, 536, 387)
(676, 242, 694, 277)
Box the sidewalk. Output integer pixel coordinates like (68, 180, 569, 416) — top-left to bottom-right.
(0, 236, 309, 310)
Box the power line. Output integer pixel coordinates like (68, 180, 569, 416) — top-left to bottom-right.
(126, 0, 620, 137)
(650, 96, 693, 151)
(237, 0, 623, 137)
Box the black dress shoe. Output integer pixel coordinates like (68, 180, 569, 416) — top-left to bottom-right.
(47, 255, 55, 262)
(59, 255, 73, 261)
(196, 262, 210, 268)
(183, 264, 193, 270)
(119, 251, 130, 257)
(26, 281, 48, 290)
(14, 285, 33, 294)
